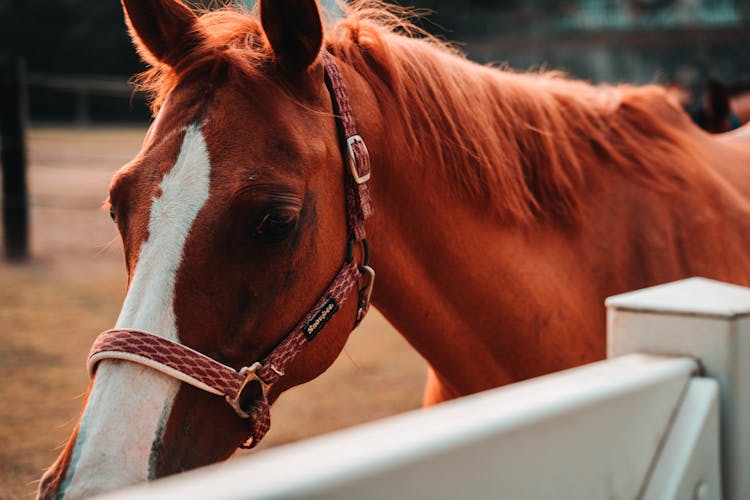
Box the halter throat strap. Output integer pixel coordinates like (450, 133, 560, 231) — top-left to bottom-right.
(87, 51, 373, 449)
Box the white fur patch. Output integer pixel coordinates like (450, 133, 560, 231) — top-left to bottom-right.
(60, 124, 212, 497)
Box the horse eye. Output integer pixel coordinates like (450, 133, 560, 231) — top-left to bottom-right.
(109, 208, 116, 222)
(253, 207, 299, 243)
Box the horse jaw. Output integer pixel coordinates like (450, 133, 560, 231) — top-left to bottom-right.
(44, 124, 212, 498)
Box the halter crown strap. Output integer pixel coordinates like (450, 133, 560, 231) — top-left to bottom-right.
(87, 51, 373, 449)
(322, 51, 372, 242)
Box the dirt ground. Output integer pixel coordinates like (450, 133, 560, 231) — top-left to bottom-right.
(0, 128, 426, 499)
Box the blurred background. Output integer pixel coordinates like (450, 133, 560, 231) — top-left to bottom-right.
(1, 0, 749, 125)
(0, 0, 748, 498)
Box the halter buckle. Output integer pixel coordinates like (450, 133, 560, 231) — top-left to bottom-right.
(226, 362, 269, 419)
(346, 135, 371, 185)
(356, 265, 376, 325)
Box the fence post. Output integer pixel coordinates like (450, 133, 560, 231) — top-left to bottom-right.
(606, 277, 750, 500)
(0, 54, 29, 261)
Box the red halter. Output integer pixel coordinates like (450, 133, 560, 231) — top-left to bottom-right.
(87, 51, 374, 449)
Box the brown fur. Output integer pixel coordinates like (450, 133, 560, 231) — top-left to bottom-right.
(40, 0, 750, 496)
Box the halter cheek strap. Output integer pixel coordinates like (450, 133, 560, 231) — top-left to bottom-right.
(87, 51, 374, 449)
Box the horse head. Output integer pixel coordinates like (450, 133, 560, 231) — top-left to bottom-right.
(38, 0, 381, 497)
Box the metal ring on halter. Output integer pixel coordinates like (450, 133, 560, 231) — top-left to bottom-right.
(226, 362, 269, 419)
(346, 237, 370, 267)
(356, 265, 376, 325)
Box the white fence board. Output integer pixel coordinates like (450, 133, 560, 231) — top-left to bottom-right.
(98, 277, 750, 500)
(104, 354, 697, 500)
(642, 378, 721, 500)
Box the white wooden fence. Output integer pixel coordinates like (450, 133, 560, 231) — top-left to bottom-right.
(103, 277, 750, 500)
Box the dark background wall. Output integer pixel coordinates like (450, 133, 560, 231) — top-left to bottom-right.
(415, 0, 750, 91)
(1, 0, 748, 123)
(0, 0, 148, 122)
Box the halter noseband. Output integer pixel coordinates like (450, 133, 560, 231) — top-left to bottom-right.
(87, 52, 374, 449)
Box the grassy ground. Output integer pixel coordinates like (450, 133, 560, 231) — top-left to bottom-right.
(0, 128, 425, 499)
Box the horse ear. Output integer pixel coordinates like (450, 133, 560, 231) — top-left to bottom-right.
(121, 0, 201, 67)
(260, 0, 323, 72)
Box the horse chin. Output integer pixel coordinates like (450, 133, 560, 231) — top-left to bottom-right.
(152, 430, 240, 480)
(152, 440, 238, 480)
(152, 385, 252, 478)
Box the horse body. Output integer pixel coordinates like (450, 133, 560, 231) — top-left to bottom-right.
(38, 0, 750, 497)
(369, 117, 750, 401)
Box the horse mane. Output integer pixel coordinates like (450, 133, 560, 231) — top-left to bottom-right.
(137, 1, 703, 225)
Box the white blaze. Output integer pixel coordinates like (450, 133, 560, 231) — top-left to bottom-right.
(60, 124, 212, 497)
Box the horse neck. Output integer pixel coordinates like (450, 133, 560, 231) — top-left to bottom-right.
(350, 57, 612, 398)
(342, 32, 750, 401)
(364, 158, 610, 400)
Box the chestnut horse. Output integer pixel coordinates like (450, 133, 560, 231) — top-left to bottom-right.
(39, 0, 750, 497)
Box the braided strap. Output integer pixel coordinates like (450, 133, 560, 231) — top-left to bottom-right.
(88, 329, 244, 397)
(89, 331, 271, 448)
(88, 259, 362, 448)
(255, 260, 361, 386)
(322, 51, 372, 242)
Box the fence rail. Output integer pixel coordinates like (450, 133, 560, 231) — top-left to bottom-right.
(26, 72, 145, 125)
(26, 73, 134, 97)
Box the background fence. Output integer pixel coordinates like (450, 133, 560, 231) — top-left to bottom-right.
(26, 73, 142, 126)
